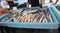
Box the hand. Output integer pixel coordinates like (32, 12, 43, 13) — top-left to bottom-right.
(0, 8, 8, 13)
(0, 8, 12, 14)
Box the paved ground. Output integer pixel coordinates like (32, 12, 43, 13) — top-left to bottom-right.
(0, 26, 59, 33)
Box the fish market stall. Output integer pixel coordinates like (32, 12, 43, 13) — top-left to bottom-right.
(0, 6, 59, 29)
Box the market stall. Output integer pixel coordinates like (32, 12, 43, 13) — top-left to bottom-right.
(0, 0, 60, 33)
(0, 6, 59, 29)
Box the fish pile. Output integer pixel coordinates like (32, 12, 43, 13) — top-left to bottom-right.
(2, 10, 19, 22)
(2, 8, 53, 22)
(17, 8, 53, 22)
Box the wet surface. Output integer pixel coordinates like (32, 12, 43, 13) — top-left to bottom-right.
(0, 26, 59, 33)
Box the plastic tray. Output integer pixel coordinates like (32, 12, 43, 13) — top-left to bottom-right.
(0, 7, 59, 29)
(0, 13, 10, 22)
(50, 5, 60, 22)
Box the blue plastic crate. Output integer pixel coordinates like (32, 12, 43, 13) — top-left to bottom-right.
(0, 7, 59, 29)
(0, 13, 10, 22)
(50, 5, 60, 22)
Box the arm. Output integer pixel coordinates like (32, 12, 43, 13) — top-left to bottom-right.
(0, 8, 12, 14)
(53, 0, 59, 4)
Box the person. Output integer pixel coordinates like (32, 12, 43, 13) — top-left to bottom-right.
(17, 0, 42, 8)
(0, 0, 2, 7)
(0, 0, 1, 2)
(28, 0, 39, 7)
(17, 0, 27, 8)
(6, 0, 14, 9)
(55, 0, 59, 4)
(53, 0, 59, 4)
(0, 0, 10, 9)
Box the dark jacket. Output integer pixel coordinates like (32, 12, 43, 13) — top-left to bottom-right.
(28, 0, 39, 7)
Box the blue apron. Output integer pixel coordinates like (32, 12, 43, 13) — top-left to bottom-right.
(0, 0, 1, 2)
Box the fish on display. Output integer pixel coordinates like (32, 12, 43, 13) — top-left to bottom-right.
(2, 8, 53, 22)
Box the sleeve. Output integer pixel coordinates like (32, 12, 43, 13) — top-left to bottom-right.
(55, 0, 59, 4)
(1, 1, 10, 9)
